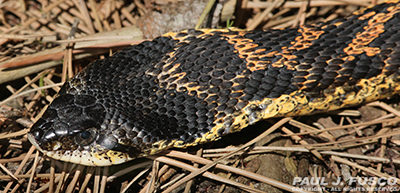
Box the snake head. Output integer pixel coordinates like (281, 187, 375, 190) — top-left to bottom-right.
(28, 84, 139, 166)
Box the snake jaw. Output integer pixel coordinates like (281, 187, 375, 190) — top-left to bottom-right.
(27, 133, 45, 153)
(28, 130, 136, 166)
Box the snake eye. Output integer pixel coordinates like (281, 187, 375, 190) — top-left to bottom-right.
(75, 128, 97, 146)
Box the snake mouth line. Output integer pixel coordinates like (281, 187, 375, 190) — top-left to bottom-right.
(27, 133, 128, 166)
(27, 133, 45, 153)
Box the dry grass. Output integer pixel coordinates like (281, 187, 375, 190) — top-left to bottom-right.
(1, 0, 400, 192)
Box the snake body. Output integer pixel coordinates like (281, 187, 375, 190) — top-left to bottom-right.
(29, 0, 400, 166)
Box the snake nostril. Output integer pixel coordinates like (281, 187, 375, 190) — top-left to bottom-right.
(30, 128, 44, 141)
(30, 119, 48, 141)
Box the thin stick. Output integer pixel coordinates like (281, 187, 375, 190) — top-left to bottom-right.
(195, 0, 215, 29)
(76, 0, 95, 34)
(26, 151, 40, 193)
(218, 159, 240, 193)
(162, 117, 292, 193)
(66, 164, 85, 193)
(147, 160, 159, 193)
(49, 160, 55, 193)
(0, 129, 30, 140)
(3, 146, 36, 192)
(62, 18, 79, 82)
(139, 165, 171, 193)
(203, 146, 400, 164)
(331, 155, 400, 184)
(55, 163, 72, 193)
(121, 167, 151, 193)
(4, 69, 53, 102)
(107, 161, 152, 182)
(79, 166, 96, 193)
(369, 135, 387, 193)
(0, 83, 64, 107)
(247, 0, 285, 30)
(164, 150, 310, 193)
(155, 156, 268, 193)
(88, 0, 103, 32)
(100, 167, 108, 193)
(281, 126, 323, 160)
(160, 173, 186, 190)
(0, 173, 64, 180)
(94, 167, 101, 193)
(0, 163, 19, 182)
(184, 148, 202, 193)
(367, 101, 400, 118)
(34, 174, 64, 193)
(285, 117, 400, 136)
(295, 130, 400, 147)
